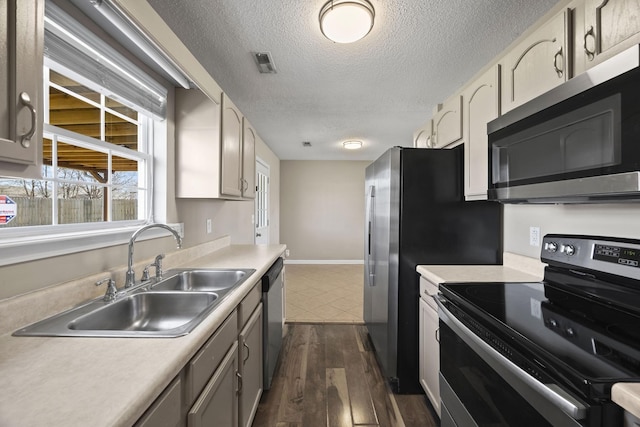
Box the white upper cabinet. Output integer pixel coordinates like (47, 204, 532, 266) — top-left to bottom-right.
(0, 0, 44, 178)
(413, 120, 433, 148)
(432, 95, 463, 148)
(462, 66, 500, 200)
(500, 8, 570, 113)
(575, 0, 640, 74)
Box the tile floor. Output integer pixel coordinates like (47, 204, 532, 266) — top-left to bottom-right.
(284, 264, 364, 323)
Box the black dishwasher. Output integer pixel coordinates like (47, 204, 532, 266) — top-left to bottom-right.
(262, 257, 284, 390)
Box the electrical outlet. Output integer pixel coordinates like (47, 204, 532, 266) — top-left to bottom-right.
(529, 226, 540, 247)
(285, 249, 290, 257)
(206, 219, 212, 234)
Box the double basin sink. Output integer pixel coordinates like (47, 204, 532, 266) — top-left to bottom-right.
(14, 268, 256, 338)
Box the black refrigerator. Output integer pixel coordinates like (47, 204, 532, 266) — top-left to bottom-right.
(364, 146, 502, 393)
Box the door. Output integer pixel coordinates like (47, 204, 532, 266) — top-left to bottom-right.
(221, 94, 243, 197)
(463, 65, 500, 200)
(254, 158, 269, 244)
(364, 148, 397, 381)
(500, 9, 569, 113)
(239, 305, 263, 427)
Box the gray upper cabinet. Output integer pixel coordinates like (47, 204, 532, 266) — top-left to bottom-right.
(241, 118, 256, 200)
(500, 8, 570, 113)
(0, 0, 43, 179)
(175, 89, 256, 200)
(221, 94, 243, 198)
(432, 95, 463, 148)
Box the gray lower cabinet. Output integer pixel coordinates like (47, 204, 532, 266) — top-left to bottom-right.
(239, 304, 263, 427)
(188, 341, 239, 427)
(135, 376, 183, 427)
(135, 281, 266, 427)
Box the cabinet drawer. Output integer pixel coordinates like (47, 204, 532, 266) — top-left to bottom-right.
(135, 376, 182, 427)
(186, 310, 238, 407)
(420, 277, 439, 311)
(238, 282, 261, 329)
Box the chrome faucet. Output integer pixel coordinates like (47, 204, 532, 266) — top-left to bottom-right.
(126, 224, 182, 288)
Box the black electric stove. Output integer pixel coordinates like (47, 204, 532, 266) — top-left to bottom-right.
(438, 234, 640, 427)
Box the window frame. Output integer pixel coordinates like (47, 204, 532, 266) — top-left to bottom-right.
(0, 50, 174, 268)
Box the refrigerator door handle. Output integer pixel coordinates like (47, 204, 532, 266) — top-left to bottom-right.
(367, 185, 376, 287)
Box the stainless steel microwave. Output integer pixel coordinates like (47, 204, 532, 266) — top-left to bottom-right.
(487, 44, 640, 203)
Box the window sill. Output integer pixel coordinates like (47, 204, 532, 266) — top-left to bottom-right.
(0, 222, 184, 267)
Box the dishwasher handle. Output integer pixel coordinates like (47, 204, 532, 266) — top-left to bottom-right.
(262, 257, 284, 292)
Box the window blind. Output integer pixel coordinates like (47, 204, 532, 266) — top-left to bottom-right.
(44, 1, 168, 120)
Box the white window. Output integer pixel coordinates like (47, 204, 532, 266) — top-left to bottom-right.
(0, 1, 175, 265)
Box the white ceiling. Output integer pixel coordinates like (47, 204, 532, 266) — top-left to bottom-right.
(147, 0, 560, 161)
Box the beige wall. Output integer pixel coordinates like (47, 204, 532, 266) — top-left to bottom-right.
(504, 204, 640, 259)
(281, 160, 369, 261)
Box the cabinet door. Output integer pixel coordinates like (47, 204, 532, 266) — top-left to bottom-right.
(419, 297, 440, 417)
(188, 341, 239, 427)
(501, 9, 569, 113)
(239, 304, 263, 427)
(135, 376, 183, 427)
(432, 95, 462, 148)
(241, 118, 256, 199)
(175, 88, 222, 198)
(0, 0, 43, 178)
(221, 95, 243, 197)
(462, 66, 500, 200)
(580, 0, 640, 70)
(413, 120, 433, 148)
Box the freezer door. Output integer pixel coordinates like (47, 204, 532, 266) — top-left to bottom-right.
(363, 148, 399, 381)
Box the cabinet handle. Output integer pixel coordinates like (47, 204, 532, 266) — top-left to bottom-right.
(243, 342, 250, 364)
(435, 328, 440, 343)
(18, 92, 36, 148)
(553, 47, 564, 78)
(584, 26, 595, 61)
(236, 371, 243, 395)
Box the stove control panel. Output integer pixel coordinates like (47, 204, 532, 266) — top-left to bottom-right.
(541, 234, 640, 281)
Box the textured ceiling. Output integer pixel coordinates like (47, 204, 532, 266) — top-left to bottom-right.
(148, 0, 560, 161)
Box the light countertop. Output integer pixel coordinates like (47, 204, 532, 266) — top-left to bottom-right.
(417, 260, 640, 419)
(0, 243, 285, 427)
(416, 264, 542, 284)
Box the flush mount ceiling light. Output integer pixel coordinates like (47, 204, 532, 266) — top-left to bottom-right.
(319, 0, 375, 44)
(343, 140, 363, 150)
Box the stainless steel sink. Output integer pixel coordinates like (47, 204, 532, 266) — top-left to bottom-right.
(14, 268, 256, 338)
(151, 268, 255, 292)
(68, 292, 219, 335)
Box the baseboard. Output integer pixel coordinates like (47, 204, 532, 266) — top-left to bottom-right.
(284, 259, 364, 265)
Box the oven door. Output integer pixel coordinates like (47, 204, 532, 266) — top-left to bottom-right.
(437, 297, 589, 427)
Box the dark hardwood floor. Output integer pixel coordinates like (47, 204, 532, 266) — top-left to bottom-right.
(252, 323, 438, 427)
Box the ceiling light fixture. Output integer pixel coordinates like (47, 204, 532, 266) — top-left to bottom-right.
(343, 140, 363, 150)
(319, 0, 375, 44)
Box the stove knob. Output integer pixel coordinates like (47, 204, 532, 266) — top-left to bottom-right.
(548, 319, 558, 328)
(546, 242, 558, 253)
(566, 327, 576, 337)
(564, 245, 576, 256)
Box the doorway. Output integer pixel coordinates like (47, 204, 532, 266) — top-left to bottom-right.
(255, 158, 270, 244)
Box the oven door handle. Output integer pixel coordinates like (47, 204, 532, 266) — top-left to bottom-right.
(436, 296, 588, 421)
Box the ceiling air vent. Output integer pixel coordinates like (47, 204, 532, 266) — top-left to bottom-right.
(253, 51, 277, 74)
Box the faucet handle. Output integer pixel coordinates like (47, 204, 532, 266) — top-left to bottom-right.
(96, 277, 118, 302)
(154, 253, 166, 279)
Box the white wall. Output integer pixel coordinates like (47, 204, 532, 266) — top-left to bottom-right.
(280, 160, 369, 261)
(504, 203, 640, 258)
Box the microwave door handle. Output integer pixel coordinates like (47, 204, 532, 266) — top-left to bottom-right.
(436, 297, 588, 421)
(366, 185, 376, 287)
